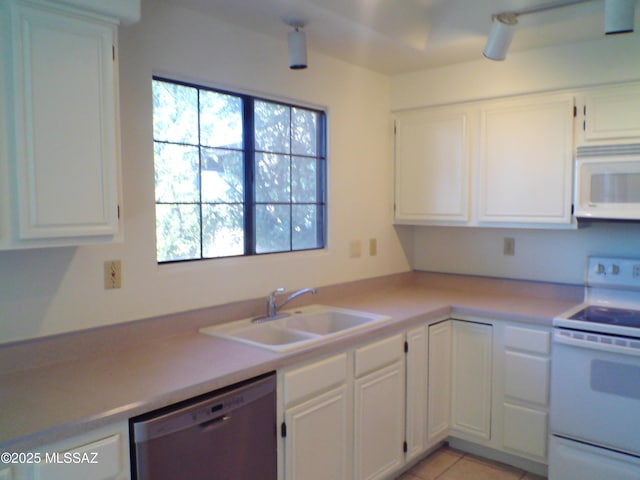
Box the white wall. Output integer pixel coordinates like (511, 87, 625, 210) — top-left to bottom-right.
(0, 0, 411, 344)
(391, 34, 640, 285)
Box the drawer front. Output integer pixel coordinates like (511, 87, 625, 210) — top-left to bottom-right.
(284, 353, 348, 407)
(504, 325, 550, 355)
(355, 334, 404, 378)
(503, 403, 547, 459)
(505, 351, 550, 406)
(34, 434, 121, 480)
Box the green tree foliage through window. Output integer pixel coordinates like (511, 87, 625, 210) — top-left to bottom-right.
(152, 78, 326, 263)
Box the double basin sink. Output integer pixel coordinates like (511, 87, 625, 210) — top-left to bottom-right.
(200, 305, 391, 352)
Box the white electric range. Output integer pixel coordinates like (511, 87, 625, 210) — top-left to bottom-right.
(550, 256, 640, 479)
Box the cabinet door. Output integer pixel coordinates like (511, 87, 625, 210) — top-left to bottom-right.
(450, 320, 492, 441)
(283, 385, 350, 480)
(427, 321, 451, 446)
(405, 325, 428, 461)
(354, 361, 405, 480)
(479, 94, 574, 225)
(582, 83, 640, 141)
(394, 107, 470, 223)
(9, 3, 119, 240)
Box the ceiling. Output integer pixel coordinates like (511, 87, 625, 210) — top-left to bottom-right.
(164, 0, 638, 74)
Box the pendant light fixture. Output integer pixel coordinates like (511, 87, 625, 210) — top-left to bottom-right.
(284, 17, 308, 70)
(604, 0, 636, 34)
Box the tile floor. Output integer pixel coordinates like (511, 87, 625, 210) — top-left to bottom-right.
(396, 446, 546, 480)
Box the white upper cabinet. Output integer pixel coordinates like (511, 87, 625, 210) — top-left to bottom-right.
(0, 0, 138, 249)
(394, 106, 471, 224)
(393, 92, 575, 229)
(578, 83, 640, 144)
(478, 94, 575, 225)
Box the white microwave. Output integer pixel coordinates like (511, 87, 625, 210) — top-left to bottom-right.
(574, 144, 640, 221)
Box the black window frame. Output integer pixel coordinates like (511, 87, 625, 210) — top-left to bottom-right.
(153, 76, 327, 264)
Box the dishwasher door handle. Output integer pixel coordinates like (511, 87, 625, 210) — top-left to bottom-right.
(199, 414, 231, 432)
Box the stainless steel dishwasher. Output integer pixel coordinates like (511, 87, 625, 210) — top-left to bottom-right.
(130, 372, 276, 480)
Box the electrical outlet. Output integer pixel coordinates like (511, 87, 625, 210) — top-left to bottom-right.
(104, 260, 122, 289)
(503, 237, 515, 256)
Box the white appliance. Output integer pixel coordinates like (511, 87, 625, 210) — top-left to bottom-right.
(550, 256, 640, 480)
(574, 144, 640, 221)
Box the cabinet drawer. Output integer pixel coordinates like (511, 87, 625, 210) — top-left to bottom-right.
(34, 434, 121, 480)
(504, 325, 550, 355)
(503, 403, 547, 459)
(355, 334, 404, 378)
(284, 353, 347, 407)
(505, 351, 549, 405)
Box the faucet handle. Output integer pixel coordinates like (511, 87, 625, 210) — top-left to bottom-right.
(270, 287, 285, 299)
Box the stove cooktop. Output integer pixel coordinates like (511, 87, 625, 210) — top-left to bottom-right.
(570, 305, 640, 329)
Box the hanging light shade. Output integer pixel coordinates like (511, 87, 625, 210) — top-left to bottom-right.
(604, 0, 636, 34)
(483, 13, 518, 61)
(288, 25, 307, 70)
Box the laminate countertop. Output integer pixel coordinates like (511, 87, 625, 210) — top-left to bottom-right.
(0, 272, 583, 453)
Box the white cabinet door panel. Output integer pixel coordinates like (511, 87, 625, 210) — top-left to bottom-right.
(354, 361, 405, 480)
(427, 321, 451, 446)
(394, 108, 470, 223)
(284, 386, 350, 480)
(2, 2, 120, 247)
(405, 325, 428, 461)
(583, 84, 640, 141)
(450, 320, 492, 441)
(479, 95, 574, 224)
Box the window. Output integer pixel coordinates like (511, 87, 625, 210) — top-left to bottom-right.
(152, 78, 326, 263)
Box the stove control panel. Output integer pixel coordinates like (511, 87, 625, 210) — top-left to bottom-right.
(588, 256, 640, 289)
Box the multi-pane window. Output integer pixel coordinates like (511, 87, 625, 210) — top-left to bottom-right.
(152, 78, 326, 263)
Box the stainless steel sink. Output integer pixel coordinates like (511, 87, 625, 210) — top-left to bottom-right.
(199, 305, 390, 352)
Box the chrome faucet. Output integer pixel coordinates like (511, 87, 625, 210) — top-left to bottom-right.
(256, 287, 317, 322)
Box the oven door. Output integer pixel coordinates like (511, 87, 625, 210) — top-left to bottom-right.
(574, 156, 640, 220)
(550, 328, 640, 455)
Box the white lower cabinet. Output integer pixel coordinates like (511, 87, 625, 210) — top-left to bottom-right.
(450, 320, 492, 442)
(429, 318, 551, 474)
(278, 317, 552, 480)
(280, 353, 350, 480)
(499, 323, 551, 462)
(427, 321, 451, 446)
(279, 333, 408, 480)
(8, 422, 130, 480)
(405, 325, 428, 462)
(284, 385, 350, 480)
(354, 335, 405, 480)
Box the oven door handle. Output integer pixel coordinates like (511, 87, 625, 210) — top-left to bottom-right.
(554, 330, 640, 357)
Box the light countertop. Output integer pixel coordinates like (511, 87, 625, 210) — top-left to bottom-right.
(0, 271, 582, 452)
